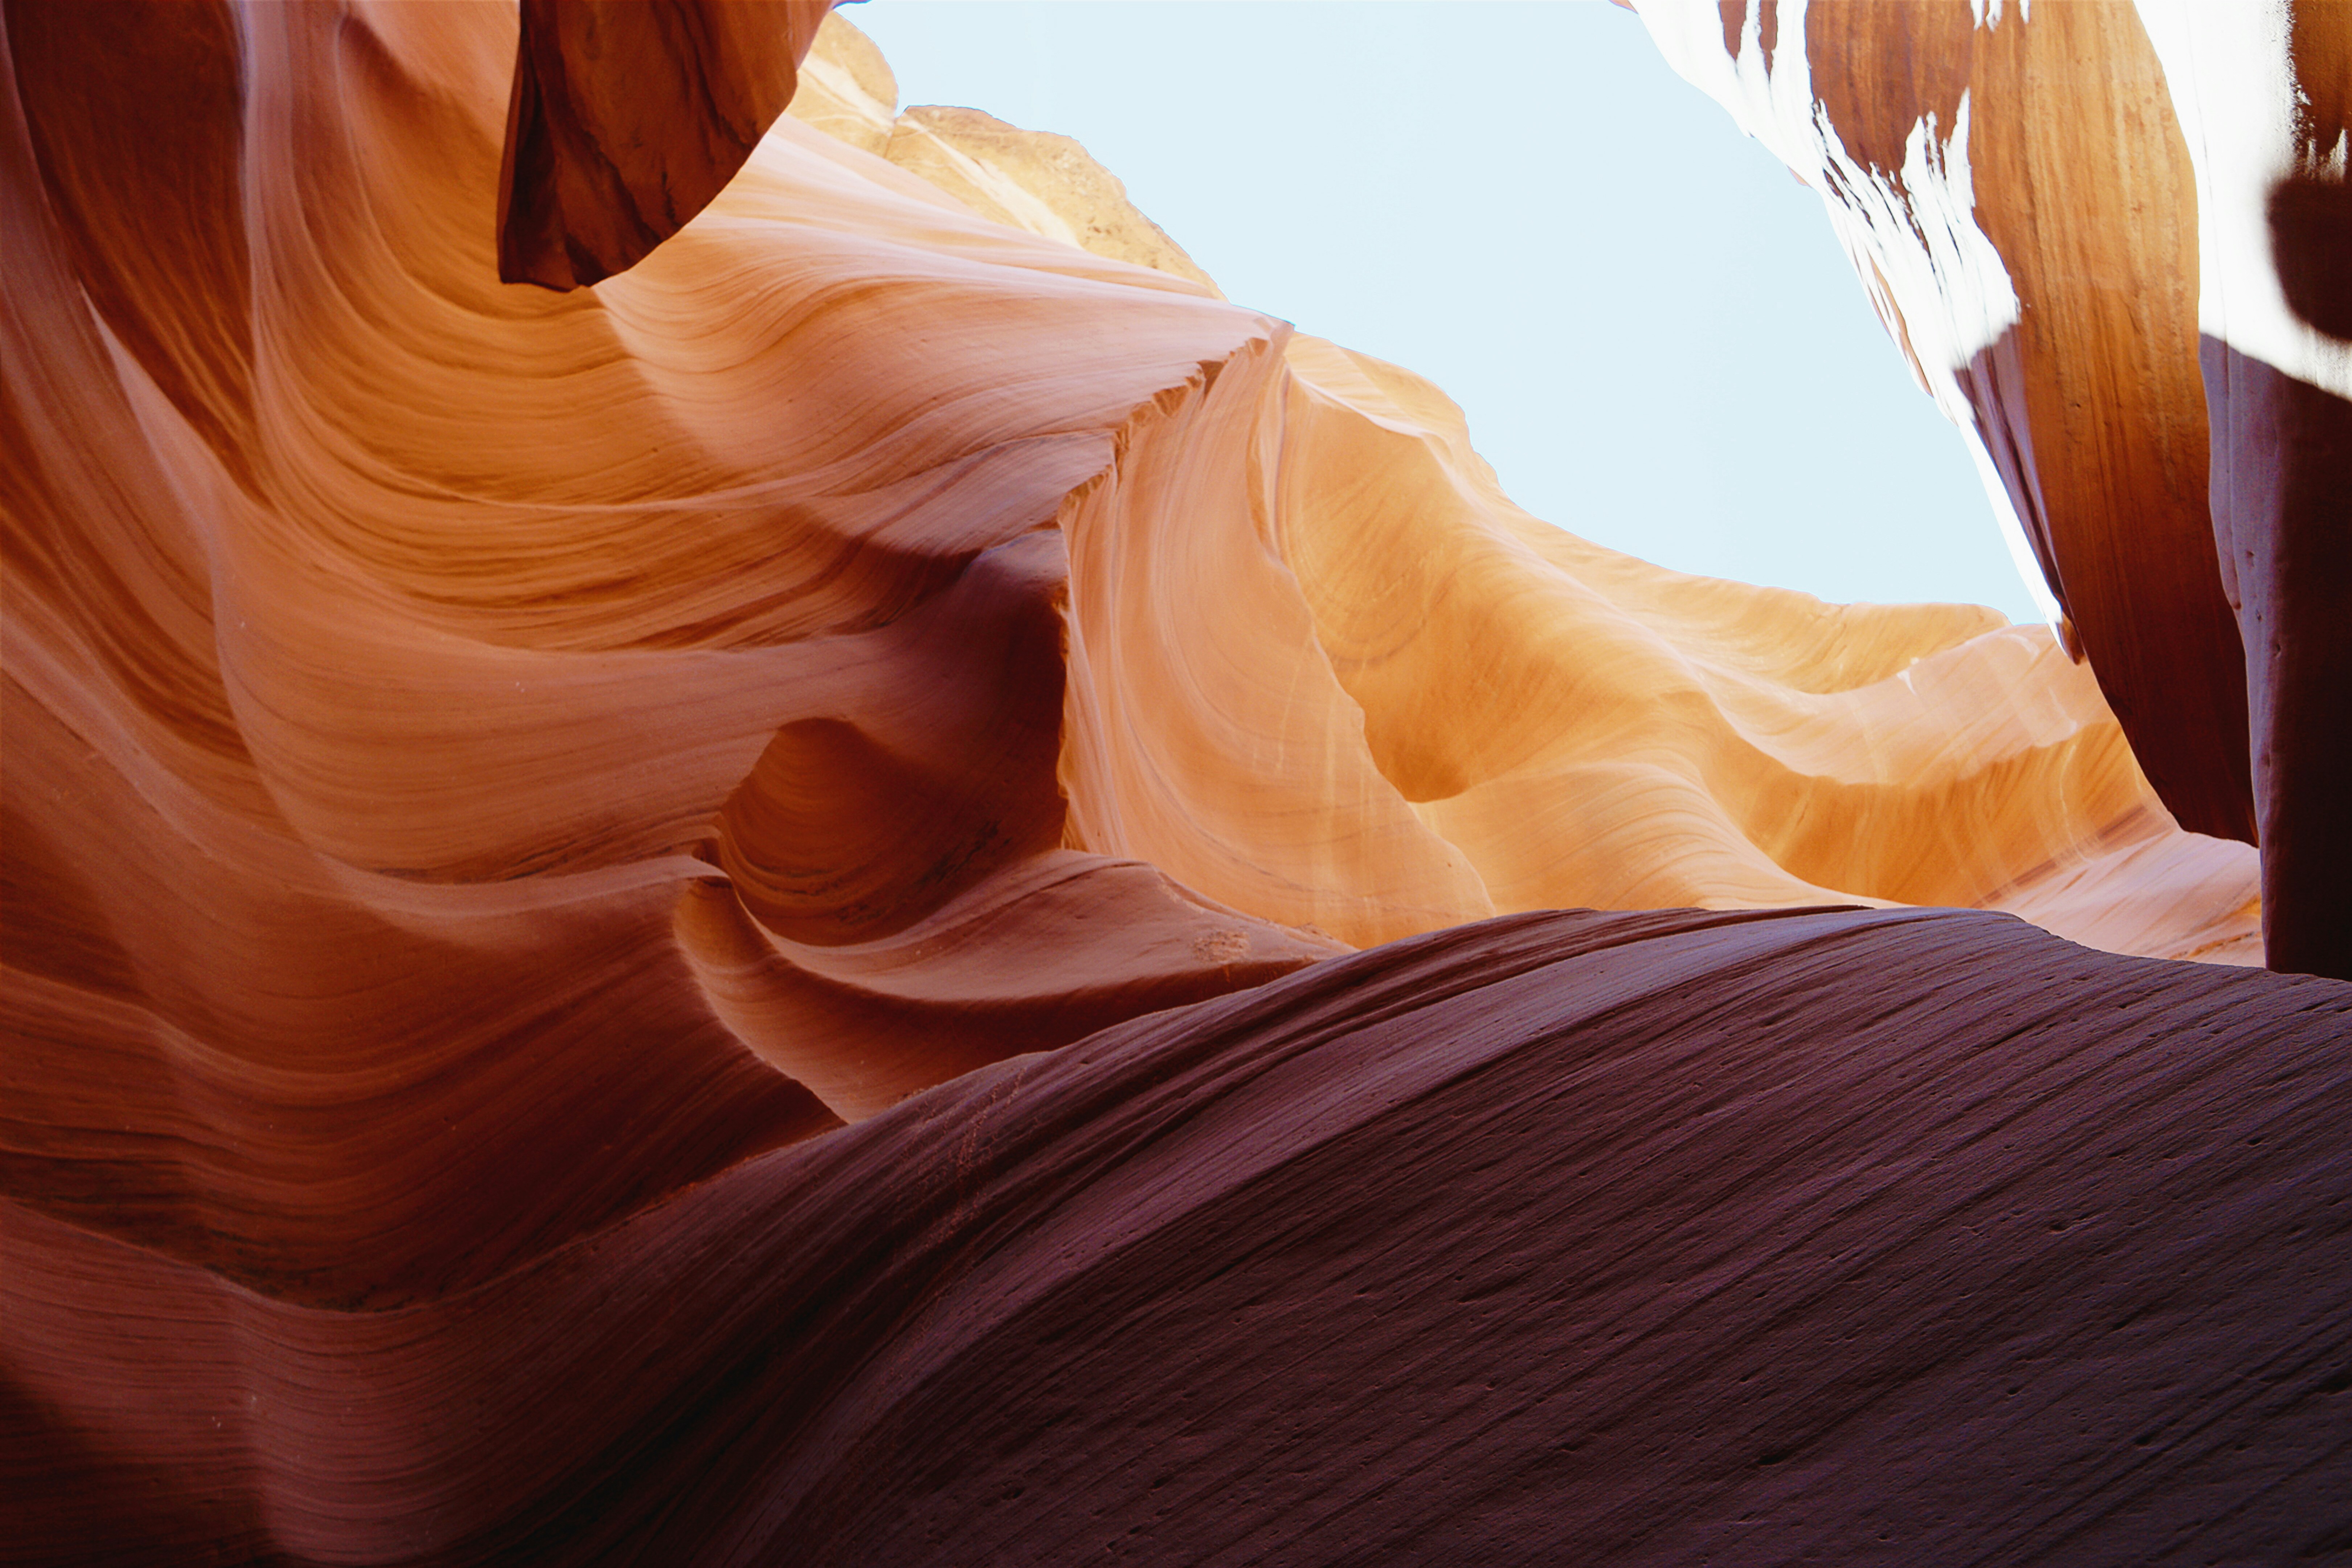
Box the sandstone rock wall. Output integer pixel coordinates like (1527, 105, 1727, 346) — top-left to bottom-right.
(4, 4, 2343, 1561)
(1636, 0, 2351, 977)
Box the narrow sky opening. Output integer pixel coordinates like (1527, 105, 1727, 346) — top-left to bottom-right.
(847, 0, 2043, 624)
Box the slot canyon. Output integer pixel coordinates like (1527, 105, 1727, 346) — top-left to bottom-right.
(4, 1, 2347, 1561)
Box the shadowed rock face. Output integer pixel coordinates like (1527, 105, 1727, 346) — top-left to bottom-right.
(9, 907, 2348, 1563)
(2202, 342, 2352, 981)
(4, 0, 256, 483)
(498, 0, 833, 287)
(3, 2, 2346, 1562)
(2142, 0, 2352, 983)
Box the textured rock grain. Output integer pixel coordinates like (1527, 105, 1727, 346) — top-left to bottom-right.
(9, 908, 2347, 1564)
(4, 2, 2344, 1561)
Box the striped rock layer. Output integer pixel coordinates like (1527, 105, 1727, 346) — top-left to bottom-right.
(3, 4, 2345, 1563)
(1636, 0, 2351, 977)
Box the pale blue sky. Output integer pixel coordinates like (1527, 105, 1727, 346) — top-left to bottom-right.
(846, 1, 2043, 624)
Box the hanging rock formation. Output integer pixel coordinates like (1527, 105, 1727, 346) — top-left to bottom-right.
(498, 0, 834, 287)
(3, 3, 2345, 1563)
(2135, 0, 2352, 981)
(1634, 0, 2351, 978)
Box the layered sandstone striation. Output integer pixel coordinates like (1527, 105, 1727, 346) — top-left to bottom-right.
(11, 908, 2348, 1562)
(4, 3, 2345, 1563)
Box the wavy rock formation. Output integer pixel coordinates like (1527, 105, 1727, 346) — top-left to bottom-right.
(11, 908, 2349, 1562)
(1636, 0, 2251, 842)
(4, 3, 2345, 1563)
(1635, 0, 2351, 978)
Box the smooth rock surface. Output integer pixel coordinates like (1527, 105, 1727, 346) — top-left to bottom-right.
(5, 3, 2344, 1562)
(2135, 0, 2352, 980)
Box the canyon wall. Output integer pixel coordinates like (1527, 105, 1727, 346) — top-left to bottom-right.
(4, 3, 2344, 1562)
(1636, 0, 2351, 977)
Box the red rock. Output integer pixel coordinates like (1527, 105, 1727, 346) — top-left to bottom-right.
(1655, 1, 2255, 850)
(4, 2, 2347, 1559)
(498, 0, 833, 288)
(1639, 0, 2352, 977)
(7, 907, 2347, 1563)
(2136, 0, 2352, 979)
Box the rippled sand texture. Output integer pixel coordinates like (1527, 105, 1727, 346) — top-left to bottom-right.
(5, 3, 2344, 1563)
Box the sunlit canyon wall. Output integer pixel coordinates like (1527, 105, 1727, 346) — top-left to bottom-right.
(1640, 0, 2351, 977)
(4, 1, 2347, 1562)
